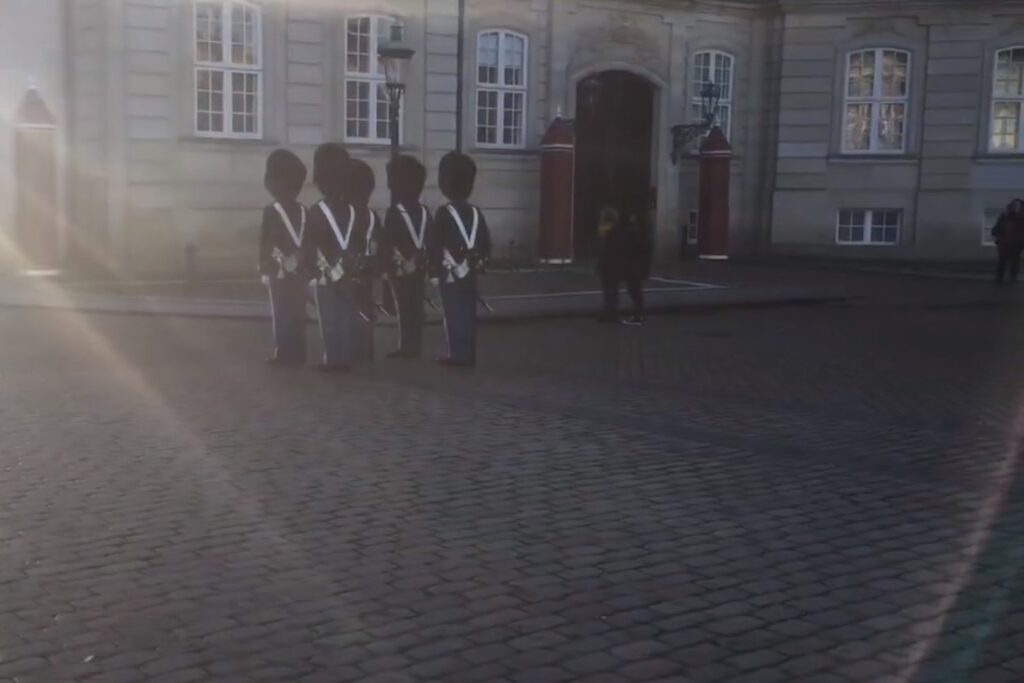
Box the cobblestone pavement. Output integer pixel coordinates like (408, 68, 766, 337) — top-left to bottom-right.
(1, 291, 1023, 682)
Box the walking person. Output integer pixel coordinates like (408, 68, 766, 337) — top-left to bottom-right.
(596, 206, 621, 323)
(992, 198, 1024, 285)
(599, 203, 652, 326)
(429, 152, 492, 367)
(258, 149, 308, 366)
(380, 155, 431, 359)
(302, 143, 357, 372)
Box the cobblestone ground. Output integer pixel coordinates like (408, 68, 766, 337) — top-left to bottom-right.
(1, 293, 1023, 683)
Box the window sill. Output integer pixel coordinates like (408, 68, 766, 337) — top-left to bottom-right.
(180, 135, 277, 146)
(472, 146, 538, 156)
(828, 154, 917, 164)
(677, 151, 744, 161)
(973, 153, 1024, 163)
(342, 142, 417, 153)
(834, 242, 900, 247)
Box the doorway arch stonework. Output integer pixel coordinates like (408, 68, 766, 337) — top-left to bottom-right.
(562, 52, 681, 263)
(562, 58, 679, 263)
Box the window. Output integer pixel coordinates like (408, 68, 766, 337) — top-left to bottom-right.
(345, 16, 401, 144)
(990, 48, 1024, 152)
(194, 1, 262, 138)
(836, 209, 901, 245)
(983, 209, 1001, 246)
(686, 210, 698, 244)
(691, 51, 733, 138)
(476, 30, 527, 147)
(843, 49, 910, 153)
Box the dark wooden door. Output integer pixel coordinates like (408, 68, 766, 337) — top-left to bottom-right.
(573, 71, 655, 262)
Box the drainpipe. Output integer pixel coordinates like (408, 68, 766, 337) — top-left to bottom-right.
(761, 9, 785, 255)
(910, 24, 930, 251)
(455, 0, 465, 152)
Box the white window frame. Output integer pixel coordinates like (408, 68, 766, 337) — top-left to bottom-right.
(835, 209, 902, 246)
(690, 50, 734, 140)
(475, 29, 529, 149)
(193, 0, 263, 139)
(982, 209, 1001, 246)
(842, 48, 911, 154)
(989, 47, 1024, 153)
(343, 15, 403, 145)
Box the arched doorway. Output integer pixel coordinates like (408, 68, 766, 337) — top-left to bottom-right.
(572, 70, 656, 262)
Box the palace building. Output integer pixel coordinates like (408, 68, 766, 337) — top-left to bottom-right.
(3, 0, 1024, 274)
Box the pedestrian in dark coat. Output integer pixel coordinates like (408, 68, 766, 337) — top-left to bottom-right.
(992, 198, 1024, 284)
(596, 206, 621, 323)
(259, 149, 308, 366)
(380, 155, 431, 358)
(429, 152, 492, 367)
(598, 205, 652, 326)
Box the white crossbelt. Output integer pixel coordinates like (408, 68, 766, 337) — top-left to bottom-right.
(447, 205, 478, 249)
(443, 205, 478, 282)
(394, 204, 427, 277)
(314, 201, 352, 283)
(273, 202, 306, 247)
(399, 203, 428, 250)
(320, 200, 352, 251)
(271, 202, 306, 277)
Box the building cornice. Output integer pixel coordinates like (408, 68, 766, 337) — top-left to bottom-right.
(680, 0, 1024, 13)
(778, 0, 1024, 11)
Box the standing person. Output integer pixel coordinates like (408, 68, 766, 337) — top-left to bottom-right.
(345, 159, 381, 362)
(429, 152, 492, 367)
(992, 198, 1024, 285)
(380, 155, 431, 359)
(259, 149, 308, 366)
(302, 143, 356, 372)
(603, 204, 652, 326)
(595, 206, 621, 323)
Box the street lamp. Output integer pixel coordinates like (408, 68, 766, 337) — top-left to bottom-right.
(670, 81, 722, 165)
(377, 21, 415, 159)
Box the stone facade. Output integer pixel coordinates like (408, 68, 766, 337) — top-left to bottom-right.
(771, 1, 1024, 260)
(0, 0, 66, 265)
(25, 0, 1024, 275)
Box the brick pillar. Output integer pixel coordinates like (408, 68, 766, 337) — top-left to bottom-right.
(698, 126, 733, 260)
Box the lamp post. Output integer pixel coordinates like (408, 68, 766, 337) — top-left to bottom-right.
(377, 24, 414, 317)
(378, 22, 415, 160)
(670, 82, 722, 165)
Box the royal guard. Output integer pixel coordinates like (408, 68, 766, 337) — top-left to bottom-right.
(345, 159, 381, 363)
(258, 149, 308, 366)
(301, 143, 359, 372)
(429, 152, 492, 367)
(381, 155, 431, 358)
